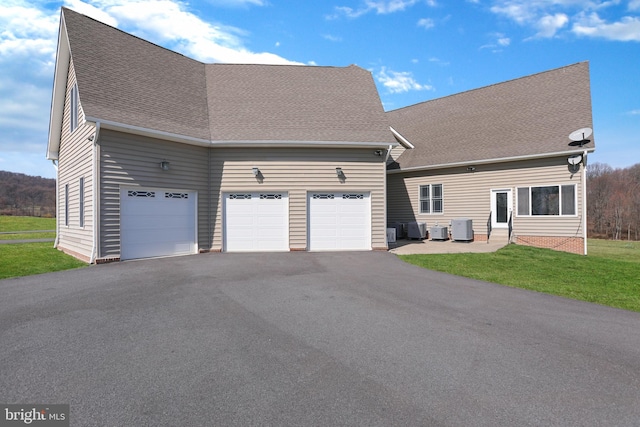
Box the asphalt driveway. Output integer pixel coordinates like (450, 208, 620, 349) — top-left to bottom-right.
(1, 251, 639, 426)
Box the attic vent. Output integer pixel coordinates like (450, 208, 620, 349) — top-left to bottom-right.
(230, 194, 251, 199)
(343, 194, 364, 199)
(128, 191, 155, 198)
(313, 194, 335, 199)
(165, 192, 188, 199)
(260, 194, 282, 199)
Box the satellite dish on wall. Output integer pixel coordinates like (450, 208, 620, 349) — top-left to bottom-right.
(568, 155, 582, 165)
(568, 127, 593, 146)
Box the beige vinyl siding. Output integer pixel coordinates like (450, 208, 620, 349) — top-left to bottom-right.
(211, 148, 387, 251)
(388, 144, 406, 164)
(57, 58, 94, 261)
(387, 156, 584, 238)
(99, 129, 209, 258)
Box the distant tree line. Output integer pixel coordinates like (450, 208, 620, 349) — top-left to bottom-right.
(0, 171, 56, 217)
(587, 162, 640, 240)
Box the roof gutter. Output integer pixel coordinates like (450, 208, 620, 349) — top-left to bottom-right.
(387, 147, 596, 174)
(87, 117, 398, 149)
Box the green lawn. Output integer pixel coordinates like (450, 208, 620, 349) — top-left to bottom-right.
(399, 240, 640, 313)
(0, 242, 87, 279)
(0, 216, 56, 232)
(0, 232, 56, 240)
(0, 215, 87, 280)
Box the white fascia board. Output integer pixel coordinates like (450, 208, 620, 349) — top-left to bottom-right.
(209, 140, 398, 148)
(389, 126, 414, 149)
(87, 118, 398, 149)
(46, 12, 70, 160)
(387, 147, 596, 174)
(88, 118, 212, 147)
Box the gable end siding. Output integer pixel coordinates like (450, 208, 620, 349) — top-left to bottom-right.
(57, 58, 94, 261)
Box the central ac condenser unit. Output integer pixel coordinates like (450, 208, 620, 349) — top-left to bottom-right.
(430, 226, 448, 241)
(451, 218, 473, 241)
(407, 222, 427, 240)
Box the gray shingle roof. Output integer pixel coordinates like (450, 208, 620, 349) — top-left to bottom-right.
(63, 8, 210, 141)
(206, 64, 392, 142)
(387, 62, 595, 170)
(62, 8, 394, 144)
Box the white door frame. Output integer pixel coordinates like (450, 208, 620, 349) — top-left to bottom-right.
(490, 188, 512, 229)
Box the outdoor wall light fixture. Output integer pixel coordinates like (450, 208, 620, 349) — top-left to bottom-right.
(252, 167, 260, 177)
(160, 160, 171, 171)
(336, 167, 344, 177)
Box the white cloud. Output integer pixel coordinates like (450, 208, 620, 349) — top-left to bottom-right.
(533, 13, 569, 37)
(59, 0, 301, 64)
(487, 0, 631, 39)
(628, 109, 640, 115)
(417, 18, 435, 29)
(323, 34, 343, 42)
(0, 2, 58, 59)
(480, 32, 511, 50)
(330, 0, 419, 18)
(572, 12, 640, 41)
(376, 67, 433, 93)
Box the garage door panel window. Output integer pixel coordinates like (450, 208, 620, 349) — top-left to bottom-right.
(308, 192, 370, 251)
(120, 188, 196, 260)
(224, 192, 289, 252)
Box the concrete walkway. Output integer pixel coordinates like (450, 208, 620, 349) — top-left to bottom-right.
(389, 238, 509, 254)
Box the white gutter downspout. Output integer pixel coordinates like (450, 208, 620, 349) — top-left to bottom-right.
(52, 160, 59, 248)
(89, 122, 101, 264)
(583, 150, 588, 256)
(384, 144, 393, 248)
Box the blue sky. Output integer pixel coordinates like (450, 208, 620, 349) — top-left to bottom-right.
(1, 0, 639, 179)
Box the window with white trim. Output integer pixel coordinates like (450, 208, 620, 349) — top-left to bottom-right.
(517, 185, 576, 216)
(70, 83, 79, 133)
(419, 184, 443, 214)
(79, 177, 85, 227)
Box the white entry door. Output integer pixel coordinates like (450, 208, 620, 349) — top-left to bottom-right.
(491, 189, 512, 229)
(120, 188, 197, 260)
(224, 192, 289, 252)
(308, 192, 371, 251)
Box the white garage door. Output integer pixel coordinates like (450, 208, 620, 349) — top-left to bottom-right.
(224, 192, 289, 252)
(120, 188, 197, 260)
(308, 192, 371, 251)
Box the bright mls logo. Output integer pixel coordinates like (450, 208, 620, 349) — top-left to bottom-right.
(1, 405, 69, 427)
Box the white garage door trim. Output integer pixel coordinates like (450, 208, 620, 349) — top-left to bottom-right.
(308, 192, 371, 251)
(223, 192, 289, 252)
(120, 187, 197, 260)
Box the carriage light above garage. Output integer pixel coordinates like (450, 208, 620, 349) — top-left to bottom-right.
(252, 167, 260, 177)
(160, 160, 170, 171)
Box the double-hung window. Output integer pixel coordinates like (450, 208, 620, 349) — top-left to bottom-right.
(419, 184, 443, 214)
(70, 83, 79, 133)
(517, 185, 576, 216)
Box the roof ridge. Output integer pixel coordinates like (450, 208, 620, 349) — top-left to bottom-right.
(387, 61, 589, 114)
(61, 7, 198, 64)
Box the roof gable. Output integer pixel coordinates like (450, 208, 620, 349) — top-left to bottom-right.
(387, 62, 595, 170)
(48, 7, 394, 155)
(62, 7, 210, 141)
